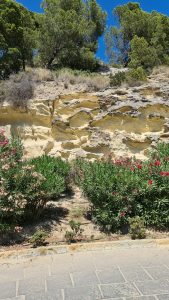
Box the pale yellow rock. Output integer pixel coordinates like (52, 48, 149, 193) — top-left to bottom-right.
(1, 73, 169, 160)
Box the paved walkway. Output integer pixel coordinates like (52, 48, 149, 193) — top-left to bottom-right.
(0, 245, 169, 299)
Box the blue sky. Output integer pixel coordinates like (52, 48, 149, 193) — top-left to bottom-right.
(16, 0, 169, 62)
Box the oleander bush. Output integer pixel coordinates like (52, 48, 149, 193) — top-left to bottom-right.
(0, 130, 70, 234)
(30, 155, 71, 197)
(74, 144, 169, 232)
(1, 128, 169, 239)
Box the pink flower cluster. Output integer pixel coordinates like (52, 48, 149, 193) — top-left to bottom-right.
(160, 171, 169, 177)
(0, 129, 9, 147)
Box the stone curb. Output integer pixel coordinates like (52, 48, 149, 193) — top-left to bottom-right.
(0, 238, 169, 263)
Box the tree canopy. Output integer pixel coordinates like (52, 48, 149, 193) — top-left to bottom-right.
(0, 0, 106, 77)
(0, 0, 37, 79)
(105, 2, 169, 69)
(39, 0, 107, 70)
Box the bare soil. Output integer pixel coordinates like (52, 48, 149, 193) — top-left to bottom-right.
(0, 187, 169, 251)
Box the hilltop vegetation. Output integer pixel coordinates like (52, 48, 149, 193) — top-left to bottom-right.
(106, 2, 169, 70)
(1, 1, 169, 81)
(0, 0, 38, 79)
(0, 0, 106, 79)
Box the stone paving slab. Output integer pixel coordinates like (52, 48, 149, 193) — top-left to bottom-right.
(156, 295, 169, 300)
(64, 285, 102, 300)
(100, 282, 141, 298)
(25, 291, 62, 300)
(97, 267, 125, 284)
(135, 280, 169, 295)
(119, 266, 152, 282)
(0, 266, 24, 282)
(0, 281, 16, 299)
(46, 274, 72, 289)
(18, 278, 45, 296)
(0, 245, 169, 300)
(144, 266, 169, 280)
(71, 270, 99, 286)
(125, 297, 156, 300)
(2, 297, 25, 300)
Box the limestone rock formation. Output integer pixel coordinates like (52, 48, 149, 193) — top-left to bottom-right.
(1, 71, 169, 160)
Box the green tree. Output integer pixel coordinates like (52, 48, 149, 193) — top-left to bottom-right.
(105, 2, 169, 69)
(39, 0, 106, 70)
(129, 36, 159, 70)
(0, 0, 37, 79)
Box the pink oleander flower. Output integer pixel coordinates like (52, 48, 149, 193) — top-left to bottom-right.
(154, 160, 161, 167)
(160, 171, 169, 177)
(120, 211, 126, 218)
(0, 139, 9, 146)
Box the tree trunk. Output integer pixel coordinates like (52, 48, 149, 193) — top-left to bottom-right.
(22, 59, 25, 71)
(47, 56, 55, 69)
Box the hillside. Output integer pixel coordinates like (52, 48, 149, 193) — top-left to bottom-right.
(1, 67, 169, 161)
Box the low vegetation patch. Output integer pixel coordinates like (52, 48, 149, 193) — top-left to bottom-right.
(65, 220, 84, 244)
(74, 144, 169, 232)
(152, 65, 169, 76)
(0, 68, 110, 108)
(29, 230, 48, 248)
(129, 216, 146, 240)
(1, 71, 35, 108)
(55, 68, 110, 91)
(110, 67, 147, 87)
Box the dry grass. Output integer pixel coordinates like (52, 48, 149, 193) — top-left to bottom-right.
(4, 72, 34, 108)
(0, 81, 5, 104)
(56, 68, 110, 91)
(152, 65, 169, 76)
(57, 69, 76, 85)
(0, 67, 110, 108)
(0, 68, 54, 108)
(69, 207, 86, 219)
(30, 68, 55, 82)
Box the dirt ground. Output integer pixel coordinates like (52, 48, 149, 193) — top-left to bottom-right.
(0, 187, 169, 251)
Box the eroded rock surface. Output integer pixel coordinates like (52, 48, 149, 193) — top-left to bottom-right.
(1, 73, 169, 160)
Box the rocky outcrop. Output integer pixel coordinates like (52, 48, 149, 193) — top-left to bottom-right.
(1, 73, 169, 160)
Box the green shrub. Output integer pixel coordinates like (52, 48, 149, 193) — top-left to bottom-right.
(126, 67, 147, 86)
(109, 68, 147, 88)
(74, 146, 169, 232)
(29, 230, 48, 247)
(129, 217, 146, 240)
(30, 155, 71, 198)
(65, 230, 75, 243)
(110, 71, 126, 86)
(0, 130, 71, 236)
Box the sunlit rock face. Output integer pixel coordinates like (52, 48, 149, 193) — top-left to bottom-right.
(1, 74, 169, 160)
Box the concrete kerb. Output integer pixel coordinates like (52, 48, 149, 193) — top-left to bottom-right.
(0, 238, 169, 263)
